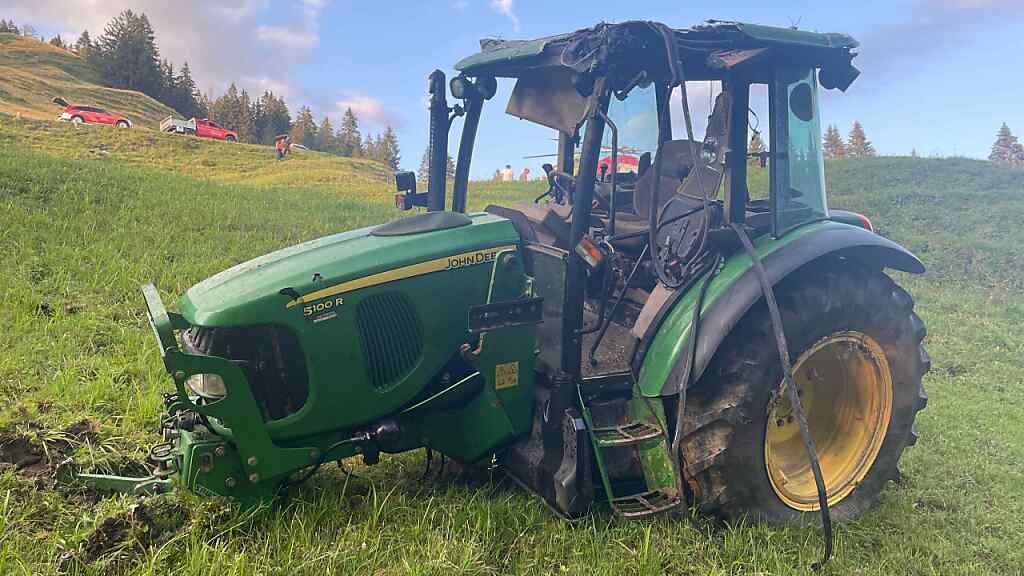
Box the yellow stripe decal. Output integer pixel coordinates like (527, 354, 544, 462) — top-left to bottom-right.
(285, 244, 517, 308)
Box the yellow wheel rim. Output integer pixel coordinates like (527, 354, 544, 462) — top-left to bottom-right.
(765, 331, 893, 511)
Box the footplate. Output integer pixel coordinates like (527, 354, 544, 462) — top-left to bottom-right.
(592, 421, 663, 447)
(611, 489, 681, 518)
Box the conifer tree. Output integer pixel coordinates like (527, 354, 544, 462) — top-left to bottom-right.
(0, 20, 19, 34)
(379, 126, 401, 171)
(418, 148, 430, 181)
(209, 84, 242, 133)
(989, 123, 1020, 164)
(90, 10, 162, 99)
(237, 89, 254, 142)
(823, 124, 847, 159)
(290, 106, 318, 149)
(173, 62, 199, 118)
(49, 34, 66, 49)
(337, 108, 363, 157)
(317, 116, 336, 153)
(74, 30, 92, 57)
(846, 121, 876, 157)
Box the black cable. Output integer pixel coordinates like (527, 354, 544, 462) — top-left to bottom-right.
(588, 243, 650, 363)
(730, 223, 832, 571)
(421, 447, 434, 480)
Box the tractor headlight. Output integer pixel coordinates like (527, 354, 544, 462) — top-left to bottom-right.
(186, 373, 226, 399)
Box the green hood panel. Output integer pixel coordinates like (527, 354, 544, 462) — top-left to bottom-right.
(178, 212, 518, 326)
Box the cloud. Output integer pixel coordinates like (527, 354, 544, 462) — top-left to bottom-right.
(490, 0, 520, 32)
(451, 0, 469, 10)
(4, 0, 323, 100)
(857, 0, 1024, 75)
(256, 25, 319, 49)
(334, 94, 394, 128)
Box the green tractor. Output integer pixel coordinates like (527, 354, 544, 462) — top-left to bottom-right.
(74, 20, 928, 538)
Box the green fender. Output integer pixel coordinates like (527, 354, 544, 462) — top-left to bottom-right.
(634, 220, 924, 397)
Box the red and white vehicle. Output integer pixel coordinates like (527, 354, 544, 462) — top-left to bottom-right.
(52, 97, 132, 128)
(160, 116, 238, 142)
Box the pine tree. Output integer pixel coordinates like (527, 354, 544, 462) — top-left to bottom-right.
(255, 92, 291, 144)
(379, 126, 401, 171)
(846, 121, 876, 158)
(49, 34, 66, 49)
(209, 83, 242, 133)
(337, 108, 362, 157)
(173, 62, 199, 118)
(418, 148, 430, 181)
(317, 116, 336, 152)
(236, 89, 254, 142)
(290, 106, 318, 149)
(823, 124, 847, 159)
(74, 30, 92, 57)
(0, 20, 19, 34)
(90, 10, 163, 99)
(158, 59, 176, 109)
(446, 154, 456, 180)
(195, 92, 211, 118)
(910, 148, 919, 158)
(988, 123, 1019, 164)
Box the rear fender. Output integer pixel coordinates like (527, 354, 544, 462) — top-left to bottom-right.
(634, 221, 924, 397)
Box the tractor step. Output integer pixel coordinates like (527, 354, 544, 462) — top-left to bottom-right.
(577, 386, 681, 518)
(611, 489, 681, 518)
(592, 421, 663, 447)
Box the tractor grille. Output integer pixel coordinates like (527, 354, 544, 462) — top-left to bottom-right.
(180, 324, 309, 422)
(356, 292, 423, 391)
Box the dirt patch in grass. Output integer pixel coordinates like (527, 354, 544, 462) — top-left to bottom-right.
(58, 498, 191, 571)
(0, 418, 100, 486)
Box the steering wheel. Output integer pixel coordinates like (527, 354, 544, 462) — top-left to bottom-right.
(535, 163, 576, 205)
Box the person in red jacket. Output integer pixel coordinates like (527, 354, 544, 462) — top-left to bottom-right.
(275, 134, 291, 160)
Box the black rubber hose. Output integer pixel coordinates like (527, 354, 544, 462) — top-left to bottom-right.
(730, 223, 833, 571)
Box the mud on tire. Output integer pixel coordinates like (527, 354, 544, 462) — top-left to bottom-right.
(679, 256, 929, 525)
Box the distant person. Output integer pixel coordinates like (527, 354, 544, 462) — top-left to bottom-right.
(519, 167, 530, 182)
(275, 135, 291, 160)
(501, 164, 514, 182)
(493, 169, 502, 181)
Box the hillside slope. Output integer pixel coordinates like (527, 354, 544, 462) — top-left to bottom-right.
(0, 33, 177, 127)
(1, 125, 1022, 573)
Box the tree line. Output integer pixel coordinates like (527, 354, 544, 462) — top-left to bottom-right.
(823, 121, 876, 159)
(1, 13, 400, 168)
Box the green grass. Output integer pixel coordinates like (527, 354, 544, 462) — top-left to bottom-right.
(1, 117, 1023, 575)
(0, 34, 178, 126)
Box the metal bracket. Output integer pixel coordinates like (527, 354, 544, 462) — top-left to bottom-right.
(468, 296, 544, 334)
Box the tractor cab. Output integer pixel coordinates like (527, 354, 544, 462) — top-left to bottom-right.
(400, 20, 862, 378)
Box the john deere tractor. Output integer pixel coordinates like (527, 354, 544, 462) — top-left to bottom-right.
(75, 21, 928, 537)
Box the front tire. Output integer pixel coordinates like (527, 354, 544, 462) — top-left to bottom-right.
(71, 115, 84, 124)
(224, 135, 237, 142)
(116, 120, 130, 128)
(679, 256, 929, 524)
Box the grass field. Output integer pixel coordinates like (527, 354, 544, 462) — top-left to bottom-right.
(1, 115, 1023, 575)
(0, 33, 178, 127)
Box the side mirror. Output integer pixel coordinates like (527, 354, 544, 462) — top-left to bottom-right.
(395, 171, 416, 194)
(394, 171, 427, 211)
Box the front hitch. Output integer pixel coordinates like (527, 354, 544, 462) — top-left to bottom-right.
(63, 284, 330, 502)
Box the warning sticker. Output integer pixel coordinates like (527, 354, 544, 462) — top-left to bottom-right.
(494, 362, 519, 390)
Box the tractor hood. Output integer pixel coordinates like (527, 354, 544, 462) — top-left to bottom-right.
(177, 211, 519, 327)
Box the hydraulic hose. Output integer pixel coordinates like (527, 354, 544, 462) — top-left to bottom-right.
(730, 223, 833, 571)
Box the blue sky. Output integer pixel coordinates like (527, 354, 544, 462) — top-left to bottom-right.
(10, 0, 1024, 177)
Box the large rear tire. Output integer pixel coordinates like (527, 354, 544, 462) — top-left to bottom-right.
(679, 256, 929, 524)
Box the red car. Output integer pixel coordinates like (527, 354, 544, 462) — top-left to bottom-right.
(160, 116, 238, 142)
(52, 97, 132, 128)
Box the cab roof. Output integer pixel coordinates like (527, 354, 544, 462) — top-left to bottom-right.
(454, 20, 858, 81)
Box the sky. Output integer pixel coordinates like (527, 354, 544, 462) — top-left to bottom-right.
(7, 0, 1024, 178)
